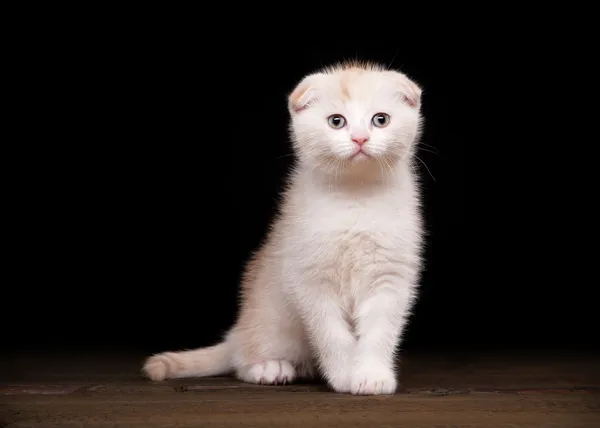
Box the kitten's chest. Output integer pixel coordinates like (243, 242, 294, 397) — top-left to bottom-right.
(283, 195, 414, 284)
(305, 199, 395, 239)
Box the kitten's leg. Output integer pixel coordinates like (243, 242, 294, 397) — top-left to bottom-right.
(293, 284, 356, 393)
(351, 283, 415, 395)
(227, 312, 312, 386)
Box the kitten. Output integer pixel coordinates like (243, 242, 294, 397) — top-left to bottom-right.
(143, 61, 425, 395)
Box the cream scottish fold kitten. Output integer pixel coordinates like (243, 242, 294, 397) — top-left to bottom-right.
(143, 61, 424, 395)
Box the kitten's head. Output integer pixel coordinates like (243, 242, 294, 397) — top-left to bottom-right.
(288, 61, 422, 177)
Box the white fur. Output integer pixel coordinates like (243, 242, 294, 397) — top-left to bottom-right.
(143, 62, 424, 395)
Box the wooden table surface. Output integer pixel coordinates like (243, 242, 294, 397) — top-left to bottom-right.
(2, 350, 599, 427)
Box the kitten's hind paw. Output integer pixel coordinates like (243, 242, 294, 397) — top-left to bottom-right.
(237, 360, 296, 385)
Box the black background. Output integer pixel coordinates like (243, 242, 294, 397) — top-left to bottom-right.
(6, 45, 597, 357)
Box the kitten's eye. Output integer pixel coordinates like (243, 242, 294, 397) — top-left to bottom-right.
(327, 114, 346, 129)
(372, 113, 390, 128)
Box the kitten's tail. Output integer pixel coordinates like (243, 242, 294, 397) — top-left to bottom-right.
(142, 341, 232, 381)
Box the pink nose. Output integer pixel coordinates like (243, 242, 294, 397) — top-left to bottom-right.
(352, 135, 369, 146)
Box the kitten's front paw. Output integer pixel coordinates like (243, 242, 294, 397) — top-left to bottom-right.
(350, 363, 397, 395)
(238, 360, 296, 385)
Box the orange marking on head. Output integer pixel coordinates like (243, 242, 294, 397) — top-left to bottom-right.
(340, 74, 351, 101)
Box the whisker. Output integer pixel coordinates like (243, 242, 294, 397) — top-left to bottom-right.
(415, 155, 436, 182)
(418, 147, 439, 156)
(419, 142, 440, 153)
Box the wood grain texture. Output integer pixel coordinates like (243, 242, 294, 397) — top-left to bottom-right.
(2, 350, 599, 427)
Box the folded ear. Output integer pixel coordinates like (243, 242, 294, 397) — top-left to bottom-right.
(391, 72, 422, 109)
(288, 74, 322, 113)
